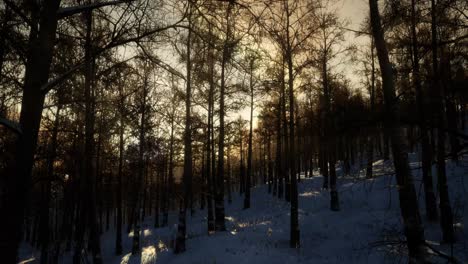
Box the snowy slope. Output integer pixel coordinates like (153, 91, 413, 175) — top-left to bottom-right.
(19, 154, 468, 263)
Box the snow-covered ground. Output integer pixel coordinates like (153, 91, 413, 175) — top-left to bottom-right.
(19, 154, 468, 263)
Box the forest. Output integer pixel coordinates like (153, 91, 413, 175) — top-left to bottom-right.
(0, 0, 467, 263)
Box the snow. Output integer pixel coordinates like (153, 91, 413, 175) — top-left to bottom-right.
(19, 154, 468, 263)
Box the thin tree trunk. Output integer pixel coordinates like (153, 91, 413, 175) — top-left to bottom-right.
(227, 147, 232, 204)
(164, 106, 176, 227)
(206, 43, 215, 232)
(132, 63, 149, 255)
(154, 158, 161, 228)
(244, 59, 254, 209)
(323, 48, 339, 211)
(74, 10, 102, 263)
(275, 92, 283, 198)
(431, 0, 455, 243)
(40, 103, 61, 264)
(201, 134, 207, 210)
(410, 0, 438, 222)
(175, 5, 193, 251)
(285, 0, 299, 247)
(366, 41, 376, 179)
(321, 138, 329, 189)
(87, 18, 102, 264)
(95, 111, 104, 235)
(115, 82, 125, 255)
(281, 59, 290, 202)
(141, 160, 148, 222)
(0, 5, 10, 94)
(383, 127, 390, 160)
(240, 132, 245, 194)
(267, 134, 273, 194)
(215, 1, 234, 232)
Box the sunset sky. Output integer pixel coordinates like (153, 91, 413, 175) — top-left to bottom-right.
(338, 0, 367, 28)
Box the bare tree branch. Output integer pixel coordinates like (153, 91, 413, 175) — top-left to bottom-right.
(57, 0, 135, 19)
(0, 117, 22, 135)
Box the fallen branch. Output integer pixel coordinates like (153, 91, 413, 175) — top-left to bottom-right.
(425, 242, 462, 264)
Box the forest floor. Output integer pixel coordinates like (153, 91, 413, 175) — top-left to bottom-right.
(19, 153, 468, 263)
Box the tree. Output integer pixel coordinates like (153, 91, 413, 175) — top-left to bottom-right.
(368, 0, 426, 261)
(115, 65, 130, 255)
(215, 0, 237, 232)
(243, 49, 261, 209)
(0, 2, 62, 261)
(409, 0, 438, 222)
(311, 0, 350, 211)
(431, 0, 455, 244)
(175, 0, 194, 253)
(73, 9, 102, 263)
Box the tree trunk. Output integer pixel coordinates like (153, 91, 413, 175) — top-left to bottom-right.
(73, 9, 102, 264)
(244, 59, 254, 209)
(431, 0, 455, 243)
(0, 5, 10, 92)
(281, 60, 290, 202)
(321, 137, 329, 189)
(206, 40, 215, 232)
(80, 9, 102, 263)
(201, 135, 207, 210)
(40, 103, 61, 264)
(383, 127, 390, 160)
(323, 49, 339, 211)
(285, 1, 299, 247)
(366, 41, 376, 179)
(274, 101, 281, 197)
(276, 88, 283, 198)
(153, 158, 160, 228)
(0, 2, 60, 262)
(239, 133, 245, 194)
(215, 1, 234, 232)
(115, 84, 124, 255)
(164, 107, 176, 227)
(227, 147, 232, 204)
(369, 0, 426, 261)
(176, 5, 193, 251)
(131, 63, 149, 255)
(267, 134, 273, 194)
(329, 141, 339, 211)
(410, 0, 438, 222)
